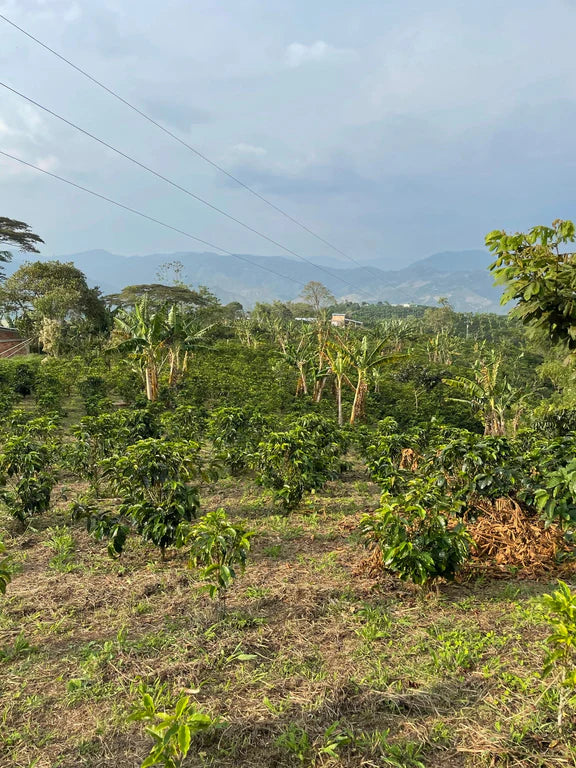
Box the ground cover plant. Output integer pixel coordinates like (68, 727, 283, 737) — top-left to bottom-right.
(3, 221, 576, 766)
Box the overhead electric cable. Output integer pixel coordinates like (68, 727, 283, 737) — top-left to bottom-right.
(0, 80, 377, 301)
(0, 12, 392, 293)
(0, 149, 313, 290)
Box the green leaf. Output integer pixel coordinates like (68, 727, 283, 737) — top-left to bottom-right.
(177, 723, 191, 756)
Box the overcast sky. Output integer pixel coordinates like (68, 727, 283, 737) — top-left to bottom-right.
(1, 0, 575, 268)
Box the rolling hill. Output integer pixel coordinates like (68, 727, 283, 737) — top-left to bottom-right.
(4, 248, 503, 312)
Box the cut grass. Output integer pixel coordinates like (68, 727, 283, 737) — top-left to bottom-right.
(1, 466, 575, 767)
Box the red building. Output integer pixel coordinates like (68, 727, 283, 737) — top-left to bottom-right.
(0, 327, 30, 358)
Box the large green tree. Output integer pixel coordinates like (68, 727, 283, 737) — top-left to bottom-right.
(486, 219, 576, 349)
(0, 217, 44, 277)
(105, 283, 219, 311)
(0, 261, 109, 354)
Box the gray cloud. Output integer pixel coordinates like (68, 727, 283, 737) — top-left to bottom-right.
(142, 99, 212, 131)
(1, 0, 576, 266)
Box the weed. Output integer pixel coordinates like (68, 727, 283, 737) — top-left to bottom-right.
(44, 525, 77, 572)
(0, 633, 37, 662)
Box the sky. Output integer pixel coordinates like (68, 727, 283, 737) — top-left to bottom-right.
(1, 0, 576, 269)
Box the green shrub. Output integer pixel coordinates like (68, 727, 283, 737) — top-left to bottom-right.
(0, 433, 57, 523)
(207, 406, 267, 475)
(361, 477, 471, 587)
(187, 509, 254, 599)
(252, 418, 347, 510)
(82, 439, 208, 557)
(128, 692, 214, 768)
(0, 539, 16, 594)
(541, 580, 576, 728)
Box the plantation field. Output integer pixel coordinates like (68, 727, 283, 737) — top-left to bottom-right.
(2, 465, 572, 768)
(3, 239, 576, 768)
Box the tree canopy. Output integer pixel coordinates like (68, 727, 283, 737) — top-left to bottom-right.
(105, 283, 219, 310)
(298, 281, 336, 314)
(0, 217, 44, 276)
(0, 261, 109, 354)
(486, 219, 576, 350)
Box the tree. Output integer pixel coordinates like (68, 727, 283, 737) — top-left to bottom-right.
(0, 261, 109, 353)
(112, 297, 170, 402)
(105, 283, 218, 311)
(325, 345, 351, 425)
(112, 298, 212, 400)
(336, 334, 400, 424)
(0, 217, 44, 277)
(443, 353, 519, 436)
(298, 281, 336, 315)
(486, 219, 576, 349)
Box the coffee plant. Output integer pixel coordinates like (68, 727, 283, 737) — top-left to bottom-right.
(361, 476, 471, 587)
(251, 420, 347, 510)
(0, 433, 57, 523)
(129, 692, 214, 768)
(187, 508, 254, 600)
(207, 405, 267, 475)
(83, 439, 208, 556)
(541, 581, 576, 728)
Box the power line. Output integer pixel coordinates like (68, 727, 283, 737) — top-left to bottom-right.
(0, 80, 377, 302)
(0, 12, 390, 291)
(0, 149, 313, 291)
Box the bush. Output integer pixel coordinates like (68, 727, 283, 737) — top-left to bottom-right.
(128, 692, 214, 768)
(0, 539, 16, 594)
(361, 477, 471, 587)
(187, 508, 254, 599)
(161, 405, 206, 441)
(207, 406, 268, 475)
(78, 376, 111, 415)
(0, 434, 57, 523)
(83, 439, 208, 556)
(252, 419, 348, 510)
(541, 581, 576, 728)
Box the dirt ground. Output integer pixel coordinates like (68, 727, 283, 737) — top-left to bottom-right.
(1, 468, 575, 768)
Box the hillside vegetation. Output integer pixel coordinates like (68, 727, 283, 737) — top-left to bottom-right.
(3, 220, 576, 767)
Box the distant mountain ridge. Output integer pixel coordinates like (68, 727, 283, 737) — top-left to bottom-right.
(4, 248, 504, 313)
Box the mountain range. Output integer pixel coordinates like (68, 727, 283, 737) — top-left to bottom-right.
(5, 248, 505, 313)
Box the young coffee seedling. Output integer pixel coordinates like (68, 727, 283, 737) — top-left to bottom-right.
(187, 508, 254, 601)
(128, 692, 213, 768)
(541, 580, 576, 728)
(0, 539, 16, 594)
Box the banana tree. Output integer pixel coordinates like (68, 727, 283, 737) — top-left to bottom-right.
(280, 330, 314, 396)
(443, 354, 519, 436)
(325, 345, 351, 425)
(165, 304, 213, 388)
(336, 334, 401, 424)
(312, 312, 333, 403)
(113, 297, 170, 401)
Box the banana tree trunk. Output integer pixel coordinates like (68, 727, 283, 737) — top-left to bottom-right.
(350, 375, 368, 425)
(336, 375, 343, 426)
(145, 364, 159, 401)
(313, 376, 328, 403)
(296, 363, 308, 396)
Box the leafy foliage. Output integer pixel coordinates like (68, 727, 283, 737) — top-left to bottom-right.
(361, 477, 471, 586)
(487, 219, 576, 349)
(128, 693, 214, 768)
(0, 429, 57, 523)
(80, 439, 207, 556)
(207, 406, 267, 475)
(187, 509, 254, 599)
(0, 539, 16, 595)
(252, 415, 348, 510)
(541, 581, 576, 728)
